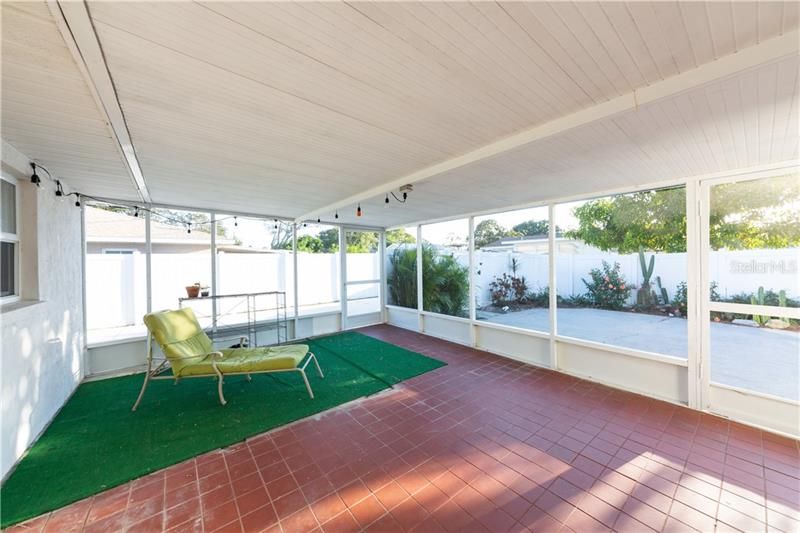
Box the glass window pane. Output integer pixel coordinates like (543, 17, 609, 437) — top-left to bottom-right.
(215, 216, 295, 319)
(421, 219, 469, 318)
(710, 312, 799, 400)
(709, 173, 800, 300)
(1, 180, 16, 234)
(347, 282, 381, 316)
(345, 230, 379, 282)
(150, 208, 213, 328)
(474, 206, 549, 332)
(85, 204, 147, 342)
(1, 241, 15, 297)
(555, 186, 688, 357)
(386, 227, 417, 309)
(297, 224, 340, 315)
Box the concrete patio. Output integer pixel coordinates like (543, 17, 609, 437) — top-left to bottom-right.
(478, 308, 800, 401)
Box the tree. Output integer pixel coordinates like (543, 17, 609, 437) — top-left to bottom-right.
(345, 231, 378, 253)
(318, 228, 339, 252)
(386, 229, 415, 246)
(296, 235, 323, 253)
(474, 219, 508, 248)
(512, 219, 550, 237)
(566, 188, 686, 253)
(566, 175, 800, 252)
(270, 222, 293, 250)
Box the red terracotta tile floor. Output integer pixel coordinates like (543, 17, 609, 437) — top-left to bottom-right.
(5, 325, 799, 533)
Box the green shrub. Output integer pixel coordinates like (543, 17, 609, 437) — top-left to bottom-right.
(387, 246, 418, 309)
(582, 261, 631, 310)
(489, 273, 528, 306)
(423, 246, 469, 317)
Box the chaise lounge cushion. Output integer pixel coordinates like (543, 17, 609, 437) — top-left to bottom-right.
(176, 345, 310, 377)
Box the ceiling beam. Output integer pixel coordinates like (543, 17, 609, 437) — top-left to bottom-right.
(46, 0, 151, 203)
(296, 30, 799, 223)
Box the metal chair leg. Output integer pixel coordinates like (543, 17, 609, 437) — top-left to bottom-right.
(132, 339, 154, 412)
(215, 370, 227, 406)
(310, 353, 324, 378)
(299, 369, 314, 399)
(131, 370, 151, 412)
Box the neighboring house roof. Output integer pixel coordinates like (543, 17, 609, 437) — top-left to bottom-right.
(85, 206, 235, 245)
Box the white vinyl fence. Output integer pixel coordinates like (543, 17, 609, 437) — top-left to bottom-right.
(86, 251, 379, 331)
(466, 247, 798, 308)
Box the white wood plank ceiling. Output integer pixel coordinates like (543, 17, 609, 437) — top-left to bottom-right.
(1, 2, 137, 200)
(1, 1, 798, 227)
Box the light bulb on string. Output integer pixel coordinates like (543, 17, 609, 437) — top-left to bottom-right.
(334, 211, 339, 219)
(385, 194, 390, 207)
(234, 216, 238, 227)
(356, 204, 362, 217)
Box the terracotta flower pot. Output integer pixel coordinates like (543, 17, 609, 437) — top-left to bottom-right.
(185, 285, 200, 298)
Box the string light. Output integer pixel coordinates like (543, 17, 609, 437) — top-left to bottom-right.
(334, 211, 339, 219)
(74, 194, 81, 207)
(356, 204, 362, 217)
(134, 206, 139, 217)
(317, 217, 320, 223)
(187, 222, 192, 234)
(234, 216, 238, 227)
(54, 180, 65, 197)
(385, 194, 390, 207)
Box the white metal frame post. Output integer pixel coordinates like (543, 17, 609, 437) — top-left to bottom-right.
(686, 180, 702, 409)
(339, 226, 347, 331)
(468, 216, 476, 346)
(292, 224, 299, 337)
(416, 225, 423, 332)
(144, 210, 152, 315)
(210, 213, 217, 333)
(379, 230, 387, 324)
(548, 204, 558, 369)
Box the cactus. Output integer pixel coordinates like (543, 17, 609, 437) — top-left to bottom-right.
(779, 289, 787, 308)
(750, 286, 768, 326)
(636, 246, 657, 307)
(638, 246, 655, 285)
(655, 276, 669, 305)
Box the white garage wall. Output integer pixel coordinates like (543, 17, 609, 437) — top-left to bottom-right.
(1, 181, 85, 480)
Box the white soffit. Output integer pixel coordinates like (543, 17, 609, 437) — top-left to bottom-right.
(0, 2, 137, 200)
(83, 1, 797, 221)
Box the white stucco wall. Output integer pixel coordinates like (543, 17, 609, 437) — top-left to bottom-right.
(1, 181, 85, 480)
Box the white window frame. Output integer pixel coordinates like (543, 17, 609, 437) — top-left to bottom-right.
(1, 173, 21, 304)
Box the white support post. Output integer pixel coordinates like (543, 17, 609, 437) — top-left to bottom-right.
(468, 216, 477, 347)
(339, 226, 347, 331)
(80, 203, 88, 369)
(416, 225, 423, 333)
(695, 181, 712, 410)
(145, 210, 152, 314)
(379, 230, 387, 324)
(292, 223, 299, 328)
(548, 204, 558, 369)
(286, 224, 300, 339)
(210, 213, 217, 333)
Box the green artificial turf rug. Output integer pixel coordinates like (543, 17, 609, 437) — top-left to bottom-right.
(0, 331, 446, 527)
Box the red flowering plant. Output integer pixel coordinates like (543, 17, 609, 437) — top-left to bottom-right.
(582, 261, 631, 310)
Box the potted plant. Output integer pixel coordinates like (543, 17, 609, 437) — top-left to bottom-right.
(185, 282, 201, 298)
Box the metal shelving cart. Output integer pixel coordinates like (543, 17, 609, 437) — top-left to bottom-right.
(179, 291, 288, 348)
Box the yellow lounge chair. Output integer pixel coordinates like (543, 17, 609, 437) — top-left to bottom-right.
(132, 308, 324, 410)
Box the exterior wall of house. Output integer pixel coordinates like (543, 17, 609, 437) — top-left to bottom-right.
(1, 180, 84, 480)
